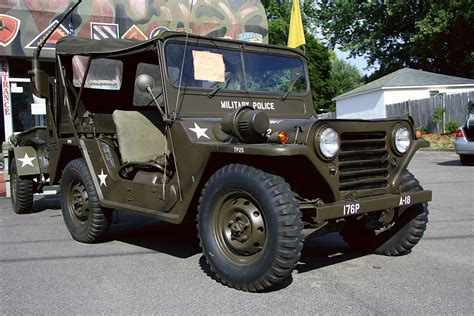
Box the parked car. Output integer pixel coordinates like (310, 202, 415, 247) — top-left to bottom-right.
(454, 101, 474, 166)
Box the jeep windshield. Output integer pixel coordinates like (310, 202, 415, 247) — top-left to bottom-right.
(164, 42, 308, 97)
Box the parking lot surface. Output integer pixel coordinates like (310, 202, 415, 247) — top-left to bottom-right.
(1, 151, 473, 314)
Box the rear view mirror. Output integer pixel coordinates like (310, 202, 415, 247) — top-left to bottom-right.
(135, 74, 155, 93)
(29, 67, 50, 99)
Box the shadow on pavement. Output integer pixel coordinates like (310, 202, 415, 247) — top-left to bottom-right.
(437, 159, 464, 166)
(296, 232, 365, 273)
(107, 213, 363, 290)
(106, 212, 200, 259)
(32, 194, 61, 213)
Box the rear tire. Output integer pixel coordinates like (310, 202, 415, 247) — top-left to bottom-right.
(60, 158, 112, 243)
(460, 155, 474, 166)
(341, 171, 429, 256)
(197, 164, 303, 292)
(10, 161, 34, 214)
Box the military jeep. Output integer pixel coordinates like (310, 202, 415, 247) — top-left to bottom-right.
(8, 31, 431, 291)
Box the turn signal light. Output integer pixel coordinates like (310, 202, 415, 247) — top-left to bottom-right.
(455, 129, 463, 138)
(277, 131, 288, 144)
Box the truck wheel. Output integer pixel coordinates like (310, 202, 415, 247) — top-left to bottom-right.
(197, 164, 303, 292)
(60, 158, 112, 243)
(10, 161, 34, 214)
(341, 171, 428, 256)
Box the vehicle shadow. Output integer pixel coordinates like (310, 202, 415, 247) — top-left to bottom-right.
(109, 213, 366, 290)
(296, 232, 365, 273)
(437, 159, 463, 166)
(105, 212, 201, 259)
(32, 194, 61, 213)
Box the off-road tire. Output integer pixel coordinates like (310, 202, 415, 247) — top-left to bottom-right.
(60, 158, 112, 243)
(460, 155, 474, 166)
(197, 164, 303, 292)
(10, 160, 34, 214)
(341, 170, 429, 256)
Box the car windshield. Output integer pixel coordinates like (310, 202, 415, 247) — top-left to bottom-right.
(164, 42, 307, 96)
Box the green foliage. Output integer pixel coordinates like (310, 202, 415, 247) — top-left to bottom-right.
(314, 0, 474, 79)
(330, 55, 364, 97)
(445, 120, 460, 134)
(433, 106, 445, 124)
(433, 106, 445, 133)
(416, 126, 428, 134)
(262, 0, 335, 111)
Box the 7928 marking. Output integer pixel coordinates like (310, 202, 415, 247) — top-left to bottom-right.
(343, 203, 360, 216)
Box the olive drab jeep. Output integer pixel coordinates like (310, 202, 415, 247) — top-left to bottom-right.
(7, 26, 432, 291)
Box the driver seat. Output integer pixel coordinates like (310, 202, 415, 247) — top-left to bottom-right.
(112, 110, 167, 178)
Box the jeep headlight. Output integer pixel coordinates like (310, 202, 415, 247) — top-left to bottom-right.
(318, 127, 339, 159)
(394, 126, 411, 154)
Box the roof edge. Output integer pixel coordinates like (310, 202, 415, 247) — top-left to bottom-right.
(333, 83, 474, 101)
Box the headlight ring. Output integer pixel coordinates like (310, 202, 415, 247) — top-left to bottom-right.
(393, 125, 411, 155)
(316, 126, 340, 160)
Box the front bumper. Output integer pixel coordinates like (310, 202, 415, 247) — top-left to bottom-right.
(311, 190, 432, 221)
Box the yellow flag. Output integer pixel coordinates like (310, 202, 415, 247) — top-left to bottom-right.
(288, 0, 306, 48)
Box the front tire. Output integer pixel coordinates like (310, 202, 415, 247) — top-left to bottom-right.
(10, 160, 34, 214)
(341, 171, 429, 256)
(60, 158, 112, 243)
(197, 164, 303, 292)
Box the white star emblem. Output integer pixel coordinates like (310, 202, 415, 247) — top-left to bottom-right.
(17, 153, 36, 168)
(98, 169, 107, 187)
(189, 122, 210, 139)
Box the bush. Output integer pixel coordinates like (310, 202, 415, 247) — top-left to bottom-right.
(445, 120, 459, 134)
(416, 126, 428, 134)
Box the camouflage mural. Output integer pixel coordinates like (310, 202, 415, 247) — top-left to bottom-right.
(0, 0, 268, 59)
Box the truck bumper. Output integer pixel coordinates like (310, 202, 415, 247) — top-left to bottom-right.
(313, 190, 432, 221)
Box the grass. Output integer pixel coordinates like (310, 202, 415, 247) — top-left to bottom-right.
(418, 133, 455, 150)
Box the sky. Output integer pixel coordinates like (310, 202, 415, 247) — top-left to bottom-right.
(334, 47, 374, 76)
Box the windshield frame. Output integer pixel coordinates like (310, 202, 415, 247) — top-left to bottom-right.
(162, 40, 310, 98)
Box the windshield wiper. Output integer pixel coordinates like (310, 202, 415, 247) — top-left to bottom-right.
(208, 75, 235, 98)
(281, 74, 302, 101)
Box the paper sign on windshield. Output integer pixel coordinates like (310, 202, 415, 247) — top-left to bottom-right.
(192, 50, 225, 82)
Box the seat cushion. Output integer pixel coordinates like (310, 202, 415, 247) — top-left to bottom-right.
(112, 110, 166, 163)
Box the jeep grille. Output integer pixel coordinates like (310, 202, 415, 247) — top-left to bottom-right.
(338, 131, 389, 191)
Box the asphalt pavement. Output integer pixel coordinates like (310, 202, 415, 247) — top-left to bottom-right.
(1, 151, 473, 314)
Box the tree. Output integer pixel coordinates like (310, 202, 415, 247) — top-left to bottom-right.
(330, 54, 364, 97)
(262, 0, 335, 111)
(315, 0, 474, 79)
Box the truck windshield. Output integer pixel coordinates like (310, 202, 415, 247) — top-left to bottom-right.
(165, 42, 307, 96)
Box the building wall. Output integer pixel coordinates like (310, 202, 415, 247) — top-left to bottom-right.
(337, 86, 474, 119)
(437, 87, 474, 94)
(336, 90, 385, 119)
(383, 89, 431, 106)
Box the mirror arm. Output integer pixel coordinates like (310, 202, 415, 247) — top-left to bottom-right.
(146, 85, 169, 123)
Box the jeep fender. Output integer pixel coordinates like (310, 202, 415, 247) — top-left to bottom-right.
(13, 146, 41, 176)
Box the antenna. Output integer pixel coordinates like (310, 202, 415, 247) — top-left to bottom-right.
(34, 0, 82, 60)
(173, 0, 195, 117)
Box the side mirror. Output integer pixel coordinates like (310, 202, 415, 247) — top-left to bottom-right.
(135, 74, 155, 92)
(29, 67, 50, 99)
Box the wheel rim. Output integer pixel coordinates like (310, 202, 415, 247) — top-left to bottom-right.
(67, 179, 90, 223)
(213, 192, 267, 266)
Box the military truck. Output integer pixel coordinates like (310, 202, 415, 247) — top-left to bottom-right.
(5, 27, 432, 291)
